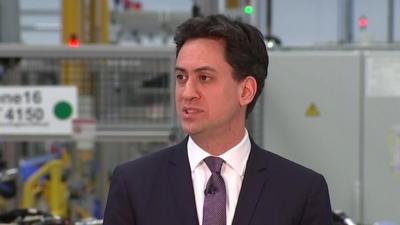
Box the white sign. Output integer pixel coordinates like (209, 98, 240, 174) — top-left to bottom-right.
(366, 57, 400, 97)
(0, 86, 77, 135)
(72, 118, 97, 148)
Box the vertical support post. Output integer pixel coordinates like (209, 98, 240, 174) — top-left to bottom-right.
(62, 0, 82, 87)
(99, 0, 110, 43)
(0, 0, 20, 43)
(387, 0, 394, 43)
(62, 0, 81, 45)
(338, 0, 354, 43)
(266, 0, 272, 36)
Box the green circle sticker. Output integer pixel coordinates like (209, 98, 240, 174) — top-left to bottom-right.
(54, 101, 73, 120)
(244, 5, 253, 15)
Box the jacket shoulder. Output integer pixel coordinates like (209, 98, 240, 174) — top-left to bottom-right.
(114, 143, 178, 177)
(249, 145, 332, 224)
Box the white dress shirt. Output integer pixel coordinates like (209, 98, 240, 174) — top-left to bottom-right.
(187, 130, 251, 225)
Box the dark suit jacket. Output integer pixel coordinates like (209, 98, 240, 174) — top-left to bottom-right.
(103, 137, 333, 225)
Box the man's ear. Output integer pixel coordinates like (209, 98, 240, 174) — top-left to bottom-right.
(239, 76, 257, 107)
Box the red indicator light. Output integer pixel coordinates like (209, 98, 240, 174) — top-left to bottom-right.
(358, 16, 368, 29)
(68, 34, 80, 48)
(123, 0, 142, 11)
(131, 2, 142, 11)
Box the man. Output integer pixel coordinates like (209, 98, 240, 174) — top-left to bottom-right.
(103, 14, 333, 225)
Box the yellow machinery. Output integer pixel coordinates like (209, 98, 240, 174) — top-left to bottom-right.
(21, 150, 71, 218)
(62, 0, 109, 45)
(22, 159, 67, 218)
(21, 1, 109, 219)
(62, 0, 109, 94)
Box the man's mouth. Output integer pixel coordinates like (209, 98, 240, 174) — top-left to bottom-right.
(182, 107, 202, 115)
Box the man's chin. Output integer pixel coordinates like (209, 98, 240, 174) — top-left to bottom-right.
(181, 125, 201, 136)
(182, 128, 197, 136)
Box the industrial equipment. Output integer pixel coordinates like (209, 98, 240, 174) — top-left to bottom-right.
(0, 168, 18, 200)
(0, 208, 67, 225)
(20, 151, 69, 218)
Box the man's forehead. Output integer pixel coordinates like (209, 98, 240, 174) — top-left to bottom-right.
(179, 37, 226, 50)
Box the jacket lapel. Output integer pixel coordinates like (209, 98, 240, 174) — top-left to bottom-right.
(232, 141, 270, 225)
(168, 138, 199, 225)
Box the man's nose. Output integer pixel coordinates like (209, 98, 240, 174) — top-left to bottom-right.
(181, 78, 200, 101)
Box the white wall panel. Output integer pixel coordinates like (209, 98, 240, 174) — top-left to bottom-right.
(263, 51, 362, 220)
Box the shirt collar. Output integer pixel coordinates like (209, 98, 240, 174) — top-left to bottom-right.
(187, 129, 251, 177)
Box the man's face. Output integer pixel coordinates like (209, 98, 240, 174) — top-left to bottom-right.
(175, 38, 246, 138)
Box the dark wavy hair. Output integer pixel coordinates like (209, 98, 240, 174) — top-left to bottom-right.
(174, 14, 268, 116)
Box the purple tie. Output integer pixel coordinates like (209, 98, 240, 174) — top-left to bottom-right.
(203, 156, 226, 225)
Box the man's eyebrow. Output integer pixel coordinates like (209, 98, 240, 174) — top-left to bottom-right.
(175, 67, 186, 72)
(194, 66, 217, 73)
(175, 66, 217, 73)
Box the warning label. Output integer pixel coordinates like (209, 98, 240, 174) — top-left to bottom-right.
(305, 103, 320, 117)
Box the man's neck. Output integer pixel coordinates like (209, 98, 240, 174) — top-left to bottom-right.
(190, 127, 246, 156)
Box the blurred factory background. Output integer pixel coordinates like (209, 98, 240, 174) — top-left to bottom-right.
(0, 0, 400, 224)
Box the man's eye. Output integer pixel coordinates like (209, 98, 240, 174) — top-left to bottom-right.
(176, 74, 186, 80)
(199, 75, 210, 81)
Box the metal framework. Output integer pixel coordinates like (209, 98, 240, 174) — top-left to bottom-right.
(0, 44, 177, 142)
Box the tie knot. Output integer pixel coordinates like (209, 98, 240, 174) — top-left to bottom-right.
(204, 156, 224, 174)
